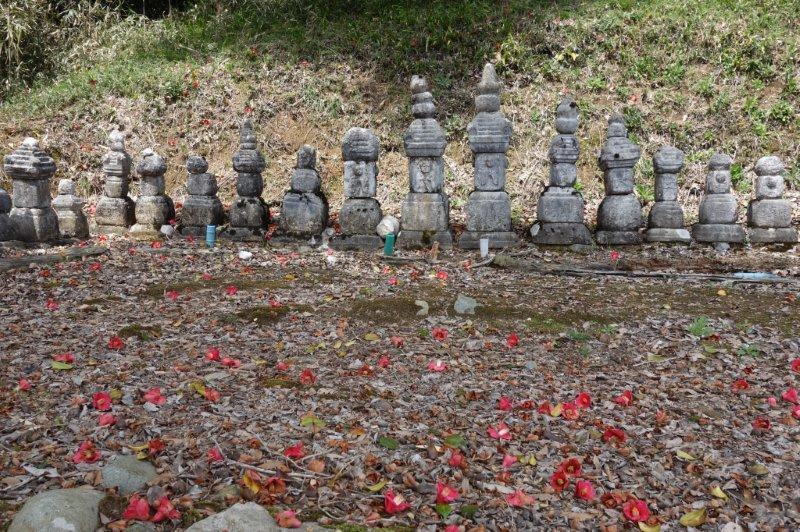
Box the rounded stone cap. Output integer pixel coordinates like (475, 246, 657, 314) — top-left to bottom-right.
(708, 153, 733, 170)
(653, 146, 684, 174)
(755, 155, 784, 176)
(606, 115, 627, 137)
(109, 130, 125, 152)
(555, 96, 579, 134)
(137, 148, 167, 177)
(411, 75, 428, 95)
(342, 127, 379, 161)
(186, 155, 209, 174)
(58, 179, 76, 195)
(296, 145, 316, 169)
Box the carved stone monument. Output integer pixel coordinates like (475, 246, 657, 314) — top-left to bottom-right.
(129, 148, 175, 239)
(397, 76, 453, 248)
(692, 153, 745, 245)
(279, 145, 329, 240)
(3, 137, 60, 242)
(531, 96, 592, 245)
(225, 119, 269, 240)
(95, 130, 135, 234)
(52, 179, 89, 239)
(180, 155, 223, 236)
(332, 128, 383, 249)
(595, 115, 643, 245)
(645, 146, 691, 243)
(747, 156, 797, 244)
(459, 63, 517, 249)
(0, 188, 16, 241)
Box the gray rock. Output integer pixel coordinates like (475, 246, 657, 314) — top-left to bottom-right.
(530, 222, 592, 245)
(645, 227, 691, 243)
(227, 120, 268, 236)
(342, 127, 379, 162)
(596, 192, 643, 232)
(97, 130, 135, 231)
(748, 227, 798, 243)
(395, 229, 453, 249)
(647, 201, 684, 229)
(474, 153, 508, 191)
(52, 180, 89, 239)
(602, 167, 635, 195)
(95, 196, 135, 232)
(454, 294, 479, 314)
(11, 179, 51, 208)
(181, 155, 224, 235)
(236, 173, 264, 198)
(343, 161, 378, 197)
(186, 502, 324, 532)
(747, 199, 791, 228)
(101, 454, 157, 495)
(408, 157, 445, 193)
(464, 191, 512, 232)
(9, 206, 60, 243)
(458, 230, 518, 249)
(646, 146, 688, 243)
(554, 96, 579, 134)
(536, 192, 584, 223)
(692, 223, 745, 243)
(0, 188, 18, 240)
(376, 215, 400, 237)
(746, 155, 796, 243)
(3, 138, 59, 242)
(400, 192, 450, 232)
(131, 149, 174, 238)
(280, 192, 328, 238)
(339, 197, 382, 235)
(699, 193, 737, 224)
(334, 128, 382, 248)
(290, 147, 321, 192)
(228, 197, 268, 232)
(0, 187, 12, 213)
(9, 488, 103, 532)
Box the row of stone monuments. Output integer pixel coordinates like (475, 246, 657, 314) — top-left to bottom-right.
(1, 63, 797, 248)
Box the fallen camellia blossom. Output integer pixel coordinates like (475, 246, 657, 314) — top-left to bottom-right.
(448, 451, 466, 468)
(276, 509, 302, 528)
(574, 392, 592, 409)
(559, 457, 582, 477)
(208, 447, 224, 462)
(148, 439, 166, 455)
(562, 402, 579, 420)
(505, 489, 534, 507)
(488, 422, 512, 441)
(384, 489, 411, 514)
(502, 454, 517, 469)
(575, 480, 596, 501)
(550, 469, 569, 492)
(143, 387, 166, 405)
(205, 347, 221, 361)
(225, 285, 238, 295)
(108, 336, 125, 350)
(752, 417, 771, 431)
(427, 359, 447, 372)
(45, 299, 59, 311)
(622, 498, 650, 522)
(284, 442, 306, 459)
(73, 440, 101, 464)
(792, 405, 800, 420)
(497, 396, 513, 411)
(377, 355, 390, 368)
(123, 494, 151, 521)
(222, 357, 241, 368)
(731, 379, 749, 391)
(165, 290, 179, 301)
(389, 335, 405, 347)
(53, 352, 75, 363)
(436, 482, 459, 504)
(781, 387, 798, 404)
(506, 332, 519, 348)
(614, 390, 633, 406)
(431, 327, 448, 342)
(151, 496, 180, 522)
(603, 427, 627, 445)
(792, 359, 800, 373)
(203, 388, 221, 402)
(17, 378, 31, 391)
(92, 392, 112, 411)
(98, 413, 117, 426)
(300, 368, 316, 385)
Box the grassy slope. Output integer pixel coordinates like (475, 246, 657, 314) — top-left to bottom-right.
(1, 0, 798, 228)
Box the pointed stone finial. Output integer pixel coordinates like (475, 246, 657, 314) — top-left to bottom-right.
(137, 148, 167, 177)
(239, 119, 256, 150)
(475, 63, 502, 113)
(555, 96, 579, 135)
(186, 155, 208, 174)
(109, 130, 125, 151)
(410, 75, 436, 119)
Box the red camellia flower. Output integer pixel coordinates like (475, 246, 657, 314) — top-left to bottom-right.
(752, 417, 771, 431)
(54, 353, 75, 363)
(389, 336, 405, 347)
(488, 422, 512, 441)
(575, 392, 592, 409)
(276, 361, 289, 371)
(165, 290, 179, 301)
(203, 388, 221, 402)
(575, 480, 596, 501)
(92, 392, 112, 411)
(205, 347, 221, 361)
(427, 359, 447, 372)
(731, 379, 749, 392)
(377, 356, 390, 368)
(603, 427, 626, 445)
(791, 359, 800, 373)
(276, 509, 301, 528)
(222, 357, 241, 368)
(150, 241, 163, 249)
(108, 336, 124, 350)
(123, 494, 151, 521)
(792, 405, 800, 420)
(284, 442, 306, 459)
(622, 499, 650, 522)
(610, 250, 620, 262)
(73, 440, 101, 464)
(148, 439, 166, 455)
(550, 469, 569, 492)
(46, 299, 59, 311)
(448, 451, 466, 468)
(498, 396, 513, 411)
(537, 401, 552, 414)
(151, 496, 180, 522)
(562, 402, 580, 420)
(17, 378, 31, 391)
(431, 327, 448, 342)
(384, 489, 411, 514)
(225, 285, 238, 295)
(781, 387, 798, 404)
(88, 262, 102, 272)
(767, 396, 777, 407)
(300, 369, 316, 385)
(505, 489, 534, 507)
(388, 276, 398, 286)
(436, 482, 459, 504)
(506, 332, 519, 348)
(208, 447, 224, 462)
(502, 453, 517, 469)
(436, 270, 448, 280)
(614, 390, 633, 406)
(201, 273, 213, 281)
(560, 457, 582, 477)
(143, 387, 166, 405)
(98, 413, 117, 426)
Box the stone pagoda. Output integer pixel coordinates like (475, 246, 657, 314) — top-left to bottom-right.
(129, 148, 175, 239)
(459, 63, 517, 249)
(595, 115, 643, 245)
(332, 128, 383, 249)
(747, 156, 797, 244)
(0, 188, 16, 241)
(52, 179, 89, 239)
(95, 130, 135, 234)
(645, 146, 691, 243)
(397, 76, 453, 248)
(692, 153, 745, 246)
(180, 155, 223, 236)
(531, 96, 592, 245)
(279, 145, 329, 240)
(225, 119, 268, 240)
(2, 137, 59, 242)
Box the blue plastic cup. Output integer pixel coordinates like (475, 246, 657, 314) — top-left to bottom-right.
(206, 225, 216, 248)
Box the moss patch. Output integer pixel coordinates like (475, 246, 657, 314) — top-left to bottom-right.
(118, 324, 163, 341)
(263, 378, 303, 389)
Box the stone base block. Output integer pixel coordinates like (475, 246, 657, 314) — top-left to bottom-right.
(9, 207, 59, 242)
(400, 192, 450, 232)
(396, 230, 453, 249)
(595, 230, 642, 246)
(129, 223, 163, 240)
(692, 223, 745, 243)
(648, 202, 684, 229)
(181, 196, 224, 228)
(0, 214, 17, 241)
(180, 225, 210, 237)
(134, 195, 175, 230)
(596, 194, 643, 232)
(748, 227, 798, 244)
(747, 199, 792, 228)
(56, 212, 89, 239)
(464, 191, 512, 232)
(536, 193, 584, 224)
(95, 196, 135, 228)
(645, 228, 691, 243)
(698, 194, 737, 224)
(530, 222, 593, 245)
(280, 192, 328, 238)
(220, 226, 265, 242)
(329, 234, 384, 250)
(11, 179, 51, 208)
(229, 196, 268, 231)
(458, 231, 518, 249)
(339, 198, 382, 235)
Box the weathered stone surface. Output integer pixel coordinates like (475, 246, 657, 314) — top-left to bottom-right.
(329, 233, 384, 250)
(747, 199, 792, 228)
(554, 96, 579, 134)
(182, 196, 224, 228)
(9, 488, 103, 532)
(131, 148, 174, 238)
(746, 155, 796, 243)
(464, 191, 512, 232)
(3, 137, 56, 181)
(597, 194, 643, 232)
(595, 229, 643, 245)
(96, 130, 135, 232)
(3, 138, 59, 242)
(291, 169, 321, 193)
(9, 206, 59, 242)
(408, 157, 444, 193)
(698, 194, 738, 224)
(342, 128, 379, 162)
(598, 115, 641, 169)
(548, 135, 580, 165)
(101, 455, 157, 495)
(693, 223, 745, 243)
(748, 227, 798, 243)
(536, 192, 584, 223)
(645, 227, 691, 243)
(376, 215, 400, 237)
(603, 167, 636, 195)
(396, 229, 453, 249)
(0, 188, 11, 213)
(404, 76, 447, 157)
(339, 198, 382, 235)
(186, 502, 275, 532)
(236, 173, 264, 198)
(646, 146, 688, 243)
(0, 188, 18, 241)
(467, 64, 512, 154)
(228, 120, 268, 235)
(473, 153, 508, 191)
(400, 192, 450, 232)
(280, 192, 328, 237)
(693, 153, 744, 244)
(11, 179, 51, 208)
(530, 222, 592, 245)
(187, 174, 218, 197)
(648, 201, 684, 229)
(95, 196, 135, 230)
(458, 230, 518, 249)
(343, 161, 378, 197)
(229, 197, 268, 230)
(52, 180, 89, 239)
(181, 155, 224, 234)
(336, 128, 382, 247)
